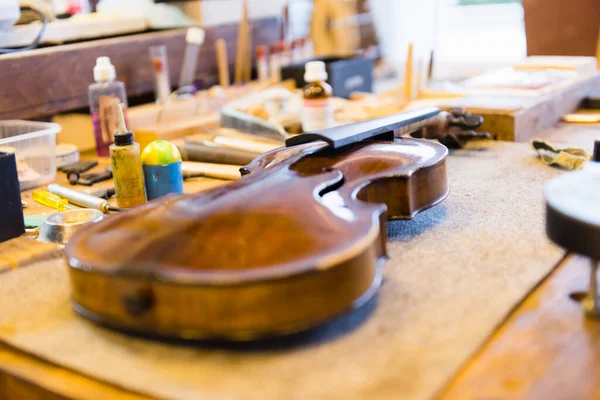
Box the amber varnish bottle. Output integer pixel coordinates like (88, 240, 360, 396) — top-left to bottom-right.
(302, 61, 334, 132)
(109, 104, 146, 208)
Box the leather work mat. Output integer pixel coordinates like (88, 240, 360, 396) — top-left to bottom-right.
(0, 141, 565, 400)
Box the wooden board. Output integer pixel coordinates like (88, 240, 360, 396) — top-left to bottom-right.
(0, 18, 279, 120)
(439, 255, 600, 399)
(441, 73, 600, 142)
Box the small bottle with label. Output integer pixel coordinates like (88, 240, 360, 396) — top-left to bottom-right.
(256, 45, 269, 82)
(89, 57, 128, 157)
(302, 61, 334, 132)
(110, 104, 146, 209)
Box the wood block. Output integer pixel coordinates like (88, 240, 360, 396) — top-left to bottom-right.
(52, 113, 96, 153)
(440, 73, 600, 142)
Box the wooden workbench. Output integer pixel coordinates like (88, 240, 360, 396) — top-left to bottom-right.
(1, 121, 600, 399)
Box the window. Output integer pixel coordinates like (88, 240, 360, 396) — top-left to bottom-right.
(370, 0, 526, 80)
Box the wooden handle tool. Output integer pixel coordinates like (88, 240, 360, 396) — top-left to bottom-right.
(235, 0, 249, 84)
(216, 39, 230, 88)
(181, 161, 241, 180)
(404, 42, 414, 102)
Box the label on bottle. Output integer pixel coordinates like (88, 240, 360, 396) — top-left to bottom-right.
(110, 145, 146, 208)
(302, 98, 334, 132)
(93, 97, 128, 157)
(91, 112, 107, 157)
(92, 96, 122, 157)
(99, 96, 120, 142)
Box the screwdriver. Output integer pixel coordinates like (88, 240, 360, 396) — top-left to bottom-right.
(32, 190, 70, 211)
(47, 184, 122, 213)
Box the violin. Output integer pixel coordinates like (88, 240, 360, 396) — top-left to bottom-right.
(65, 107, 484, 341)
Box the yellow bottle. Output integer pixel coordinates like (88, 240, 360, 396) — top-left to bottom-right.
(109, 103, 146, 208)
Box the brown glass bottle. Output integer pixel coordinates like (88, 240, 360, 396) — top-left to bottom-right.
(302, 61, 334, 132)
(303, 80, 332, 101)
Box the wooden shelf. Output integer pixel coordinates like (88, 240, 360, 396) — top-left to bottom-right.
(0, 18, 279, 120)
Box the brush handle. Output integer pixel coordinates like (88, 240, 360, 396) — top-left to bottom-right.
(181, 161, 241, 180)
(48, 184, 110, 213)
(216, 39, 230, 88)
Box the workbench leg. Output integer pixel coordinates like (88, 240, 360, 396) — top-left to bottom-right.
(585, 259, 600, 318)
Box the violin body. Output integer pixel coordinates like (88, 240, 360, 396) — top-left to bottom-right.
(65, 110, 449, 341)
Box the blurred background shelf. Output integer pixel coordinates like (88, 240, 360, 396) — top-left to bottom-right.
(0, 17, 279, 120)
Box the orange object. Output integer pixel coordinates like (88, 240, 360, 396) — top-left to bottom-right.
(404, 43, 414, 102)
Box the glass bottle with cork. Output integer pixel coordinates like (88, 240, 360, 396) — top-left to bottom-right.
(301, 61, 334, 132)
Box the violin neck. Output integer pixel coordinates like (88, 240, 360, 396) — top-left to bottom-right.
(392, 112, 448, 139)
(286, 107, 442, 149)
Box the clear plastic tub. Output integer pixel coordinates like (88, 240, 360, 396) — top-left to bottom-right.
(0, 121, 61, 191)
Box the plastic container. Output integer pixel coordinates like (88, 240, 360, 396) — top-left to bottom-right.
(0, 120, 61, 191)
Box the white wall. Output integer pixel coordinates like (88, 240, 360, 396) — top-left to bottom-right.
(170, 0, 287, 27)
(370, 0, 526, 80)
(370, 0, 438, 68)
